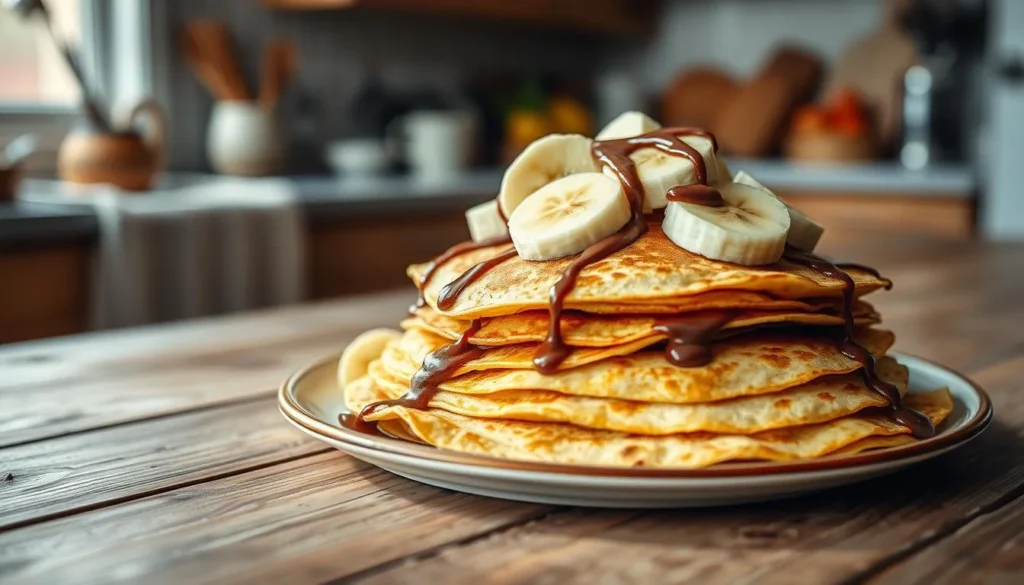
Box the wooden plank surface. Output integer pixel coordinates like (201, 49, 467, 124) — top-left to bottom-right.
(0, 398, 327, 530)
(0, 289, 413, 389)
(872, 492, 1024, 585)
(0, 452, 552, 585)
(0, 238, 1023, 584)
(0, 290, 413, 446)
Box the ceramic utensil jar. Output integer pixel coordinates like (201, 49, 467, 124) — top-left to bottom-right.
(207, 100, 285, 176)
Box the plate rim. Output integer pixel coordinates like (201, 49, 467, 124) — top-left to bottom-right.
(278, 352, 992, 479)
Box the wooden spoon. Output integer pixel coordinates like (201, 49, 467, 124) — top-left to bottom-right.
(259, 38, 298, 111)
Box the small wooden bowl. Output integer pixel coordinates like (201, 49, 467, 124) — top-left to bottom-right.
(784, 131, 876, 163)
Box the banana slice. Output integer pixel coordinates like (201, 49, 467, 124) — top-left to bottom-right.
(595, 111, 661, 140)
(618, 135, 720, 210)
(734, 170, 824, 251)
(498, 134, 599, 217)
(465, 199, 508, 242)
(715, 156, 733, 182)
(508, 172, 630, 261)
(338, 328, 402, 390)
(663, 182, 790, 265)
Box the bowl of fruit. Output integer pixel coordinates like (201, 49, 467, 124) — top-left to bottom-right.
(784, 88, 876, 163)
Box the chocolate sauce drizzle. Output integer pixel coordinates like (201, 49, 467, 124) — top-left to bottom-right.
(437, 247, 518, 311)
(413, 233, 512, 310)
(785, 248, 933, 438)
(532, 128, 718, 373)
(358, 319, 485, 422)
(364, 126, 924, 440)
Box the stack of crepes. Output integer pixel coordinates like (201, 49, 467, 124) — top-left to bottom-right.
(341, 224, 952, 468)
(340, 113, 953, 469)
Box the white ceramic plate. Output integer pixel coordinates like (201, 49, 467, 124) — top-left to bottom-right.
(279, 352, 991, 508)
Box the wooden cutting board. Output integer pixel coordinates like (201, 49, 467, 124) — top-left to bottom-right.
(660, 67, 739, 132)
(713, 46, 822, 157)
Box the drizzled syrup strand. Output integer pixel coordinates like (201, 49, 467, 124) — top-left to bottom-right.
(653, 310, 735, 367)
(533, 128, 717, 373)
(784, 248, 933, 438)
(413, 232, 511, 310)
(665, 184, 726, 207)
(437, 247, 518, 311)
(357, 319, 484, 423)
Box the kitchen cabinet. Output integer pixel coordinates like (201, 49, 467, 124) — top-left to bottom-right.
(307, 210, 468, 298)
(263, 0, 655, 36)
(781, 191, 974, 248)
(0, 243, 92, 344)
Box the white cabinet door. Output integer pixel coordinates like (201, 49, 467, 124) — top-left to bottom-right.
(984, 0, 1024, 238)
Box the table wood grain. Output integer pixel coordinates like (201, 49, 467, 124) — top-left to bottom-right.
(1, 238, 1023, 584)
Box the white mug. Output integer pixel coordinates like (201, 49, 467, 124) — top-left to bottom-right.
(391, 111, 475, 180)
(207, 101, 285, 176)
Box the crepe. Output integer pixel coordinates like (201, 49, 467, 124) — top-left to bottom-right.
(411, 224, 890, 318)
(387, 326, 894, 381)
(406, 302, 879, 348)
(346, 376, 953, 468)
(366, 356, 907, 435)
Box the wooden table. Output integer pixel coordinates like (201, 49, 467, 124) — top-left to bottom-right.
(2, 237, 1023, 584)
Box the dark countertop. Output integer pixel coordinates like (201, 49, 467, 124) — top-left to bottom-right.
(296, 172, 499, 222)
(1, 162, 975, 247)
(1, 172, 501, 246)
(0, 201, 98, 247)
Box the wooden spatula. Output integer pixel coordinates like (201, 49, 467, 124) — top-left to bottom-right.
(259, 38, 299, 111)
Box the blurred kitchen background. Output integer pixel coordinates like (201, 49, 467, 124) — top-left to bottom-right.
(1, 0, 1021, 344)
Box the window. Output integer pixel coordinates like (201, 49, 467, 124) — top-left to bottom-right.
(0, 0, 93, 171)
(0, 0, 82, 107)
(0, 0, 162, 172)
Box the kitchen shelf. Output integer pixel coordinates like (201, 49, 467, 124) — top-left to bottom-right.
(262, 0, 656, 36)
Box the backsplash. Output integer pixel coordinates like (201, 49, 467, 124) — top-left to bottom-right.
(162, 1, 602, 170)
(604, 0, 884, 92)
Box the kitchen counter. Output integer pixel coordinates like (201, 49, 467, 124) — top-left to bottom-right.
(295, 171, 499, 221)
(0, 202, 99, 247)
(0, 161, 975, 245)
(731, 159, 975, 194)
(1, 172, 501, 245)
